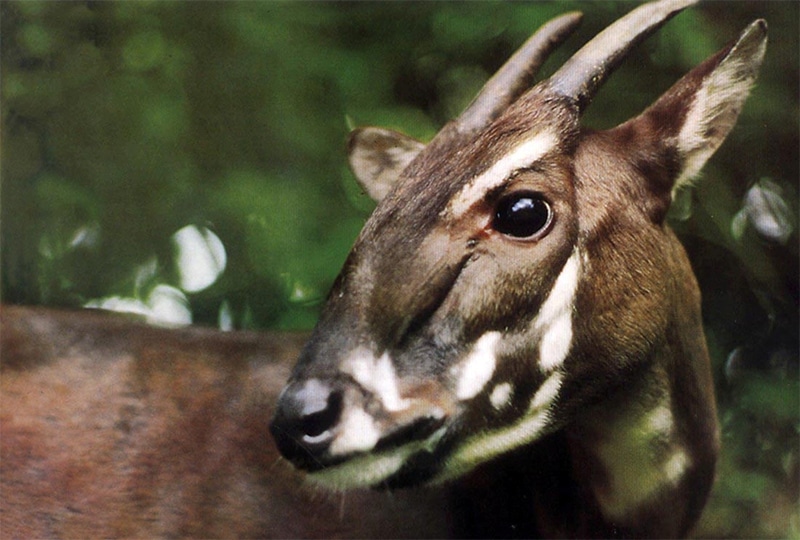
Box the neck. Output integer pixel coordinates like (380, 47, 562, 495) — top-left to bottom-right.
(449, 357, 717, 539)
(567, 355, 717, 538)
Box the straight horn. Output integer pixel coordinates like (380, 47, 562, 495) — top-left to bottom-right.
(547, 0, 698, 112)
(455, 11, 583, 135)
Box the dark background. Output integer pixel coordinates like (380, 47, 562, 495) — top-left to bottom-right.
(2, 2, 797, 536)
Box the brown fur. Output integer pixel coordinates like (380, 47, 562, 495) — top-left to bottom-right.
(0, 305, 450, 538)
(273, 8, 764, 539)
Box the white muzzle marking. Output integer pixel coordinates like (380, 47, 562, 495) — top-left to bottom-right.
(453, 331, 502, 400)
(342, 348, 410, 412)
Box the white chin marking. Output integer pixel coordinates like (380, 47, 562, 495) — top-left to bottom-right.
(534, 249, 581, 372)
(453, 331, 501, 400)
(448, 130, 558, 218)
(311, 447, 409, 490)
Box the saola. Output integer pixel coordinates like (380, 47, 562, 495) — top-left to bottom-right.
(271, 0, 767, 537)
(0, 1, 766, 538)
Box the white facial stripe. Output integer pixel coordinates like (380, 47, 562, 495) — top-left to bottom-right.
(436, 371, 563, 483)
(489, 382, 514, 411)
(448, 130, 558, 217)
(534, 249, 581, 372)
(539, 316, 573, 373)
(342, 349, 409, 412)
(453, 331, 501, 400)
(329, 406, 380, 456)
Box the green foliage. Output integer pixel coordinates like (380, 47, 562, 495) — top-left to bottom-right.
(1, 1, 797, 536)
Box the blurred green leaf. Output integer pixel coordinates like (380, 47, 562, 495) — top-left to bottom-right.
(737, 374, 800, 423)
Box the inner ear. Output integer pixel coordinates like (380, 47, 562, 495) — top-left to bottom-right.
(348, 127, 425, 203)
(622, 19, 767, 196)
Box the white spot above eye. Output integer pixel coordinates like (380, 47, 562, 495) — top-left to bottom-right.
(453, 332, 502, 400)
(490, 382, 514, 411)
(448, 130, 558, 217)
(533, 249, 581, 372)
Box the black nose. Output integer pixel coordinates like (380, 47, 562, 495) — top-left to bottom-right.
(270, 379, 344, 470)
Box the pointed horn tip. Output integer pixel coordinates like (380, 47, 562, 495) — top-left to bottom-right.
(558, 11, 584, 26)
(453, 9, 586, 135)
(635, 0, 699, 16)
(545, 11, 584, 36)
(534, 11, 583, 48)
(546, 0, 702, 111)
(641, 0, 700, 20)
(660, 0, 700, 11)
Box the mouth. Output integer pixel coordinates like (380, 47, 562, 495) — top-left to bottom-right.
(307, 424, 449, 490)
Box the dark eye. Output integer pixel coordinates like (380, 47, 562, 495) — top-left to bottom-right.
(492, 192, 552, 238)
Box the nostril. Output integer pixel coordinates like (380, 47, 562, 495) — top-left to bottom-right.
(300, 389, 342, 442)
(270, 378, 345, 467)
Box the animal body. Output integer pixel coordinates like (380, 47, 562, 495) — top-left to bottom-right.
(270, 0, 767, 537)
(0, 305, 451, 538)
(1, 1, 766, 538)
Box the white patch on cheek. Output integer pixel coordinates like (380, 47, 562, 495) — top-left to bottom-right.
(342, 349, 409, 412)
(329, 407, 380, 456)
(448, 130, 558, 218)
(489, 382, 514, 411)
(452, 331, 501, 400)
(533, 249, 581, 372)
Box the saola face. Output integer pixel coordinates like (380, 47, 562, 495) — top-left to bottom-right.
(271, 1, 766, 530)
(275, 91, 583, 487)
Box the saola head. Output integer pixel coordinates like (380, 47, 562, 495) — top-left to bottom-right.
(271, 0, 766, 493)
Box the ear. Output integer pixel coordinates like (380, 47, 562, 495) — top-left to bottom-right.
(630, 19, 767, 194)
(347, 127, 425, 203)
